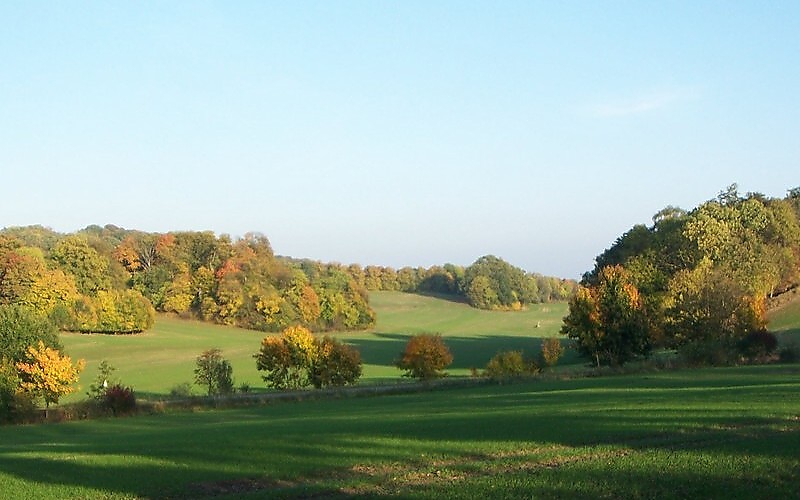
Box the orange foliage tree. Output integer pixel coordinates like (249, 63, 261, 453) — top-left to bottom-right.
(16, 341, 85, 411)
(396, 333, 453, 380)
(561, 265, 650, 367)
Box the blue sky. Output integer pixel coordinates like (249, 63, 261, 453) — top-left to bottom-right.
(1, 2, 798, 278)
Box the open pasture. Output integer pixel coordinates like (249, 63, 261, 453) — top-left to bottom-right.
(1, 365, 798, 498)
(61, 292, 569, 398)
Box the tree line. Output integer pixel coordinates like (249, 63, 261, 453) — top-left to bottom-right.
(563, 185, 800, 366)
(1, 225, 574, 335)
(333, 255, 577, 310)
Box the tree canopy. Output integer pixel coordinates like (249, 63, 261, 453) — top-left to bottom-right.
(567, 184, 800, 366)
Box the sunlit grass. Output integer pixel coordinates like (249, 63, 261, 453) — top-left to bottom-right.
(1, 365, 798, 499)
(61, 292, 570, 398)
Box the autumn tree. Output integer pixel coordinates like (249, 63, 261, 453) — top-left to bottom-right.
(396, 333, 453, 380)
(255, 325, 317, 389)
(16, 341, 85, 413)
(309, 335, 362, 388)
(255, 326, 363, 390)
(666, 259, 766, 364)
(539, 337, 564, 367)
(561, 265, 650, 367)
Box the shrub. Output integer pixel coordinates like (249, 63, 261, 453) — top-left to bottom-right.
(539, 337, 564, 367)
(738, 330, 778, 363)
(194, 349, 234, 396)
(87, 360, 118, 400)
(484, 350, 539, 381)
(255, 326, 318, 390)
(680, 339, 738, 367)
(396, 333, 453, 380)
(310, 336, 362, 389)
(256, 326, 365, 390)
(103, 384, 136, 416)
(169, 382, 193, 398)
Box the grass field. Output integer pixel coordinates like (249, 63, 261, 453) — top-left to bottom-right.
(61, 292, 570, 399)
(1, 365, 798, 498)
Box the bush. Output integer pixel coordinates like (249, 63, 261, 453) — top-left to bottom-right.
(169, 382, 193, 398)
(87, 360, 117, 400)
(680, 339, 739, 367)
(255, 326, 319, 390)
(256, 326, 364, 390)
(484, 350, 539, 381)
(539, 337, 564, 367)
(738, 330, 778, 363)
(310, 336, 362, 389)
(194, 349, 234, 396)
(103, 384, 136, 416)
(396, 334, 453, 380)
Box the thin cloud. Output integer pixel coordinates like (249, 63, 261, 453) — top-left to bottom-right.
(592, 87, 702, 117)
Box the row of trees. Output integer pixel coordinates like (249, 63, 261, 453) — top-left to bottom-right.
(0, 226, 375, 333)
(337, 256, 578, 310)
(1, 224, 576, 335)
(563, 185, 800, 366)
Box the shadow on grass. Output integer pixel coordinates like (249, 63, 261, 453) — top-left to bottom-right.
(349, 332, 580, 371)
(1, 367, 798, 498)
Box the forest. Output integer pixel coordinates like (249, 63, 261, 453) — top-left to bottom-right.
(563, 185, 800, 366)
(0, 225, 570, 336)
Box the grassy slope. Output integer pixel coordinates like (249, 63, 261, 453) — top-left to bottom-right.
(768, 293, 800, 340)
(1, 365, 798, 499)
(61, 292, 569, 398)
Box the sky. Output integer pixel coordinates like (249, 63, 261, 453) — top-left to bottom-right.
(1, 2, 798, 279)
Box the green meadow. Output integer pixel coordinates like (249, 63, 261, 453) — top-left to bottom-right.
(61, 292, 570, 399)
(3, 292, 800, 498)
(1, 365, 798, 499)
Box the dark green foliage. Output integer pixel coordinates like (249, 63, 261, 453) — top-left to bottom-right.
(738, 330, 778, 363)
(0, 305, 60, 362)
(194, 349, 234, 396)
(310, 336, 363, 389)
(103, 384, 136, 416)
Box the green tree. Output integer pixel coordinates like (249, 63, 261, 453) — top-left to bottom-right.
(0, 305, 60, 363)
(666, 258, 765, 364)
(194, 348, 234, 396)
(50, 235, 112, 295)
(463, 256, 536, 310)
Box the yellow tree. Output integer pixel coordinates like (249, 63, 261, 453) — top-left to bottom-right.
(16, 341, 85, 413)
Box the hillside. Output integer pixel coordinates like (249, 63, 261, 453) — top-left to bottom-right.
(61, 292, 569, 399)
(768, 290, 800, 339)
